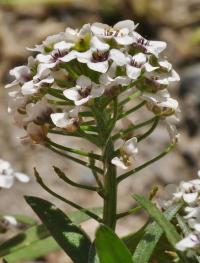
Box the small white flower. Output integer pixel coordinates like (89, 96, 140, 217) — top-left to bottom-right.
(51, 107, 81, 132)
(63, 75, 104, 105)
(176, 233, 200, 252)
(21, 64, 54, 95)
(24, 99, 53, 124)
(126, 52, 158, 79)
(99, 63, 130, 94)
(27, 32, 66, 53)
(75, 36, 110, 73)
(166, 122, 180, 144)
(91, 20, 137, 45)
(3, 216, 18, 227)
(142, 89, 179, 116)
(5, 66, 32, 89)
(0, 159, 29, 189)
(132, 32, 167, 57)
(20, 123, 48, 144)
(111, 137, 138, 169)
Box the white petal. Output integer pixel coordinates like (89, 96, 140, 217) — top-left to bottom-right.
(183, 192, 198, 204)
(168, 69, 180, 82)
(75, 97, 90, 106)
(77, 75, 91, 87)
(87, 61, 109, 73)
(63, 88, 80, 101)
(147, 41, 167, 56)
(91, 22, 108, 36)
(51, 112, 70, 128)
(126, 64, 141, 79)
(54, 41, 74, 51)
(36, 54, 51, 63)
(91, 36, 109, 51)
(3, 216, 18, 226)
(21, 80, 38, 95)
(132, 53, 146, 64)
(114, 139, 125, 151)
(0, 175, 14, 189)
(114, 35, 134, 45)
(159, 60, 172, 71)
(60, 50, 77, 62)
(14, 172, 30, 183)
(144, 63, 159, 72)
(114, 20, 136, 31)
(110, 49, 127, 66)
(76, 50, 92, 63)
(124, 137, 138, 155)
(111, 157, 128, 170)
(91, 86, 105, 98)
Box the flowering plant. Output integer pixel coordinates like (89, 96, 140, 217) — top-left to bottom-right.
(1, 20, 199, 263)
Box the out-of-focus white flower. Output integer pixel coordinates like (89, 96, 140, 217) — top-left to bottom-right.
(176, 233, 200, 252)
(142, 89, 179, 116)
(111, 137, 138, 169)
(24, 99, 52, 124)
(3, 216, 18, 227)
(166, 122, 180, 144)
(63, 75, 104, 105)
(91, 20, 137, 45)
(132, 32, 167, 57)
(21, 64, 54, 95)
(51, 107, 81, 132)
(27, 32, 66, 53)
(0, 159, 29, 189)
(21, 123, 48, 144)
(5, 66, 32, 89)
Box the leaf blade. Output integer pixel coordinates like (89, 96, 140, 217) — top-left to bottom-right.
(96, 224, 134, 263)
(25, 196, 92, 263)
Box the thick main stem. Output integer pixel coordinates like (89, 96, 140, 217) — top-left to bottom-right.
(102, 139, 117, 230)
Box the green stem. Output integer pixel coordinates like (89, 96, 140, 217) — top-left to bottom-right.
(102, 139, 117, 230)
(34, 168, 102, 223)
(53, 166, 99, 192)
(46, 139, 102, 161)
(45, 144, 103, 174)
(112, 116, 157, 141)
(117, 206, 142, 219)
(119, 90, 142, 106)
(137, 116, 159, 142)
(118, 144, 175, 183)
(117, 101, 146, 120)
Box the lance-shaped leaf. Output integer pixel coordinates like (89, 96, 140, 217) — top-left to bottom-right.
(95, 224, 134, 263)
(132, 202, 183, 263)
(2, 237, 59, 263)
(25, 196, 92, 263)
(134, 195, 190, 263)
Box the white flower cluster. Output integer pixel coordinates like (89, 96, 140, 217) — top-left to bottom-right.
(0, 159, 29, 189)
(6, 20, 180, 169)
(164, 171, 200, 254)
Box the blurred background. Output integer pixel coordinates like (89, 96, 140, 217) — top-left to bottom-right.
(0, 0, 200, 262)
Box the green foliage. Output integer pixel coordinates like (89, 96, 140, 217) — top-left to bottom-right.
(25, 196, 92, 263)
(132, 202, 183, 263)
(95, 224, 134, 263)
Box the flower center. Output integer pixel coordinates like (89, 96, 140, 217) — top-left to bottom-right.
(51, 50, 68, 63)
(92, 50, 109, 62)
(78, 86, 92, 98)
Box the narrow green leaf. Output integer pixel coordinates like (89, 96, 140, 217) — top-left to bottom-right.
(88, 242, 100, 263)
(0, 224, 48, 257)
(96, 224, 134, 263)
(25, 196, 92, 263)
(0, 207, 102, 259)
(132, 203, 182, 263)
(134, 195, 190, 263)
(3, 237, 59, 263)
(134, 195, 181, 246)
